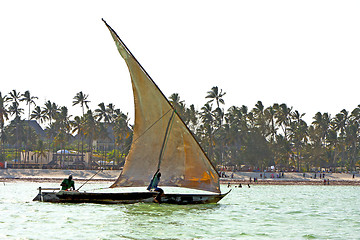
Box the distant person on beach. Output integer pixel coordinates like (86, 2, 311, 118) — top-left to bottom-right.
(238, 183, 242, 188)
(228, 182, 231, 188)
(60, 174, 75, 191)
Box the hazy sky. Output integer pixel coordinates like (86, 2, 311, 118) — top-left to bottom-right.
(1, 0, 360, 124)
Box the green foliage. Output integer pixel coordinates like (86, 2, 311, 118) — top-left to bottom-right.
(1, 88, 360, 171)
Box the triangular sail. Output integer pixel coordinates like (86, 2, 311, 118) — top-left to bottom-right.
(103, 19, 220, 193)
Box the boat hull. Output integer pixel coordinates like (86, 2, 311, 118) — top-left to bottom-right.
(33, 190, 229, 204)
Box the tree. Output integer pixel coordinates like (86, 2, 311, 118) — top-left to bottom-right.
(20, 90, 38, 163)
(42, 101, 59, 126)
(206, 86, 226, 109)
(21, 90, 38, 122)
(6, 90, 21, 106)
(72, 91, 90, 115)
(289, 110, 308, 171)
(83, 110, 97, 153)
(31, 106, 47, 124)
(0, 92, 9, 130)
(275, 103, 292, 140)
(264, 104, 278, 143)
(200, 103, 216, 161)
(169, 93, 186, 118)
(53, 106, 72, 168)
(71, 116, 85, 161)
(0, 92, 9, 160)
(95, 103, 111, 123)
(206, 86, 226, 127)
(331, 109, 349, 169)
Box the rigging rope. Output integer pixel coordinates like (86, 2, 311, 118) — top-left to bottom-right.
(157, 110, 176, 170)
(115, 108, 173, 160)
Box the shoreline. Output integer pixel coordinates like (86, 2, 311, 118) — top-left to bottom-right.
(1, 178, 359, 186)
(221, 179, 360, 186)
(1, 169, 360, 185)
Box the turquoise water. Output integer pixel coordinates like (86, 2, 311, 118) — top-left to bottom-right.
(1, 182, 359, 240)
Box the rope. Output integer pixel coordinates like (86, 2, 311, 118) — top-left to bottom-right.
(157, 110, 176, 170)
(116, 109, 173, 156)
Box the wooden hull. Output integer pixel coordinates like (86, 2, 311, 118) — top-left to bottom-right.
(33, 190, 229, 205)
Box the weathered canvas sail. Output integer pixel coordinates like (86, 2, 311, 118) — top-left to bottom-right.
(103, 20, 220, 193)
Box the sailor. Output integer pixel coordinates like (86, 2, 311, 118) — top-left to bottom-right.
(60, 174, 75, 191)
(147, 171, 164, 203)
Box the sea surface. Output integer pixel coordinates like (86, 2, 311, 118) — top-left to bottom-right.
(0, 182, 359, 240)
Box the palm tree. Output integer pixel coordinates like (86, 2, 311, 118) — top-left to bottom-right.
(72, 91, 90, 115)
(83, 110, 97, 167)
(289, 110, 308, 171)
(73, 92, 90, 165)
(8, 102, 24, 119)
(0, 92, 9, 129)
(53, 106, 72, 168)
(312, 112, 331, 147)
(331, 109, 348, 138)
(71, 116, 85, 162)
(169, 93, 186, 119)
(6, 90, 21, 105)
(331, 109, 349, 170)
(31, 106, 48, 124)
(41, 101, 59, 162)
(252, 101, 268, 137)
(20, 90, 38, 163)
(275, 103, 292, 140)
(7, 101, 24, 164)
(186, 104, 198, 131)
(206, 86, 226, 128)
(54, 106, 72, 133)
(42, 101, 59, 126)
(21, 90, 38, 122)
(206, 86, 226, 109)
(0, 92, 9, 160)
(95, 103, 111, 123)
(200, 103, 216, 161)
(344, 120, 359, 171)
(106, 103, 117, 121)
(264, 104, 278, 143)
(224, 106, 245, 166)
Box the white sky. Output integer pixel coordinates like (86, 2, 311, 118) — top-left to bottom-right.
(1, 0, 360, 125)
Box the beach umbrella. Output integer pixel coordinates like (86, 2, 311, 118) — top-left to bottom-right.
(57, 150, 70, 154)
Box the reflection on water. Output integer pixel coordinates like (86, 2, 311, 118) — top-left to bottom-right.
(1, 182, 360, 239)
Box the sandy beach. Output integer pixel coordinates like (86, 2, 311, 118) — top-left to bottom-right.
(1, 169, 359, 185)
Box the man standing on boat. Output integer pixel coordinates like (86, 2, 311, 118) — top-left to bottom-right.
(147, 170, 164, 203)
(60, 174, 75, 191)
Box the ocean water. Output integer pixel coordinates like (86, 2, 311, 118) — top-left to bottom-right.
(0, 182, 359, 240)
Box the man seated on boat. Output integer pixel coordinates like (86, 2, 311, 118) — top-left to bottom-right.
(147, 171, 164, 203)
(60, 174, 75, 191)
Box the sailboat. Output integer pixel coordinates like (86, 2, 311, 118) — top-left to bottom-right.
(33, 19, 229, 204)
